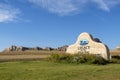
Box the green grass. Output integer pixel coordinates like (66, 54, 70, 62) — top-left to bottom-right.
(0, 61, 120, 80)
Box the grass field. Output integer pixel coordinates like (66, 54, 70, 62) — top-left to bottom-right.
(0, 61, 120, 80)
(0, 50, 119, 62)
(1, 50, 120, 63)
(0, 50, 64, 62)
(110, 50, 120, 56)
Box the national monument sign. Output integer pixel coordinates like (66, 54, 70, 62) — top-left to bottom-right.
(66, 32, 110, 60)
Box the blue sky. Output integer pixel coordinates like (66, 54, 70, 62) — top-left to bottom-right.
(0, 0, 120, 51)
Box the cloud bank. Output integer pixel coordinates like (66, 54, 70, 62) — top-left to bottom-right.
(0, 0, 120, 23)
(0, 3, 20, 23)
(28, 0, 120, 16)
(28, 0, 87, 15)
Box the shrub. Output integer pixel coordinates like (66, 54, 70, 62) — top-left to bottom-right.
(111, 55, 120, 59)
(72, 54, 107, 65)
(110, 55, 120, 64)
(48, 53, 108, 65)
(47, 53, 72, 63)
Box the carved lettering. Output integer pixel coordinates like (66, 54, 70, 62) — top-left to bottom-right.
(78, 46, 90, 53)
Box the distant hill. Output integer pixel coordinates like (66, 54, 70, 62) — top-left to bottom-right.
(3, 45, 68, 52)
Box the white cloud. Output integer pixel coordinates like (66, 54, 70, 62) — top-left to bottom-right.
(28, 0, 120, 16)
(0, 3, 20, 23)
(28, 0, 87, 16)
(92, 0, 120, 12)
(104, 0, 120, 6)
(92, 0, 110, 12)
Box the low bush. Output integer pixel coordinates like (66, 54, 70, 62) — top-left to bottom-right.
(47, 53, 72, 63)
(48, 53, 108, 65)
(111, 55, 120, 59)
(110, 55, 120, 64)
